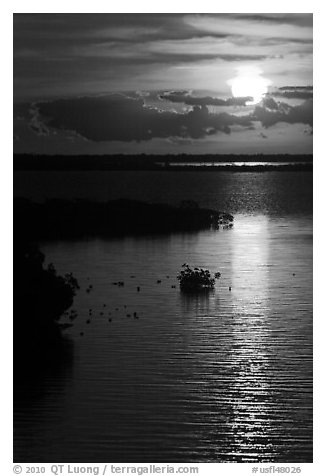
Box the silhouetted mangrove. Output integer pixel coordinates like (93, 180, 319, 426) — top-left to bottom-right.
(177, 263, 221, 291)
(14, 238, 79, 370)
(14, 198, 234, 240)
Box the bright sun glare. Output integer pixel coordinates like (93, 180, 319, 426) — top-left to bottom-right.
(228, 67, 271, 105)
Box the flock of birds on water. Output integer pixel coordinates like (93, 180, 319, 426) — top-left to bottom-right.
(60, 268, 298, 337)
(60, 273, 181, 337)
(60, 272, 237, 338)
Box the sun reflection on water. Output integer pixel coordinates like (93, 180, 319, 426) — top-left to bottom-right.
(222, 216, 279, 461)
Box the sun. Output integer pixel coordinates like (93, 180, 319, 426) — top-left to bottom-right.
(228, 67, 271, 105)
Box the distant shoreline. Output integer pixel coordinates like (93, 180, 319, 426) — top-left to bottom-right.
(14, 154, 313, 172)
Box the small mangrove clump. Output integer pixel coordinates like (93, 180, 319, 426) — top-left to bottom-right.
(177, 263, 221, 291)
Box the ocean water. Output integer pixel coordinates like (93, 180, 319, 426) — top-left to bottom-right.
(14, 171, 313, 462)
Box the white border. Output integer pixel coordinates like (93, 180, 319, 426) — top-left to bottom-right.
(4, 3, 323, 475)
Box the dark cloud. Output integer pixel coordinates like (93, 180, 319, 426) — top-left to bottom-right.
(211, 54, 270, 62)
(232, 13, 312, 28)
(253, 99, 313, 128)
(34, 94, 254, 142)
(135, 53, 269, 64)
(278, 86, 313, 90)
(271, 86, 313, 100)
(29, 93, 313, 144)
(160, 91, 252, 107)
(28, 93, 313, 143)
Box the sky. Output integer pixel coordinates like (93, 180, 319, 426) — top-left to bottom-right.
(13, 13, 313, 155)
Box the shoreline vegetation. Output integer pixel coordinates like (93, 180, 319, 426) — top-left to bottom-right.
(14, 153, 312, 171)
(14, 238, 79, 372)
(14, 198, 234, 240)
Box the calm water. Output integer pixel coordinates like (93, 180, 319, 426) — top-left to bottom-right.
(14, 172, 313, 462)
(14, 171, 312, 215)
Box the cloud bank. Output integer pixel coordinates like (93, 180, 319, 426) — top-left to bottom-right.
(30, 91, 312, 143)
